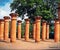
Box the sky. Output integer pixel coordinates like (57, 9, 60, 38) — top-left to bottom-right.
(0, 0, 28, 20)
(0, 0, 13, 19)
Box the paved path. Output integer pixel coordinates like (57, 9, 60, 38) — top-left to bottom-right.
(0, 39, 60, 50)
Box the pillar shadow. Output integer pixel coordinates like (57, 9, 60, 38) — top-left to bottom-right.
(0, 40, 5, 42)
(20, 39, 35, 43)
(0, 39, 10, 43)
(40, 39, 54, 42)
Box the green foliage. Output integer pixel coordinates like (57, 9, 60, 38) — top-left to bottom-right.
(10, 0, 59, 21)
(29, 22, 33, 38)
(56, 0, 60, 3)
(21, 22, 25, 37)
(34, 6, 42, 16)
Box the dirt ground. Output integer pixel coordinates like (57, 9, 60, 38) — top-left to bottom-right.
(0, 38, 60, 50)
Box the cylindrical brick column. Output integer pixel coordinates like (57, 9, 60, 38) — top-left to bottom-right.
(59, 21, 60, 41)
(10, 13, 18, 42)
(42, 20, 46, 41)
(46, 23, 49, 39)
(4, 16, 10, 41)
(33, 21, 36, 39)
(35, 17, 42, 42)
(25, 19, 30, 41)
(17, 20, 22, 40)
(0, 19, 4, 40)
(54, 19, 59, 42)
(58, 3, 60, 41)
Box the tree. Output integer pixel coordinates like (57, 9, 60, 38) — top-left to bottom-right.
(10, 0, 57, 22)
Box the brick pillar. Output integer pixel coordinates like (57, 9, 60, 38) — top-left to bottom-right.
(46, 23, 49, 39)
(17, 20, 22, 40)
(58, 3, 60, 41)
(4, 16, 10, 41)
(42, 20, 46, 41)
(33, 21, 36, 39)
(0, 19, 4, 40)
(25, 19, 30, 41)
(35, 17, 42, 42)
(54, 19, 59, 42)
(10, 13, 18, 42)
(59, 19, 60, 41)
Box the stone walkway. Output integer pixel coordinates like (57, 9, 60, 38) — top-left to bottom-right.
(0, 39, 60, 50)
